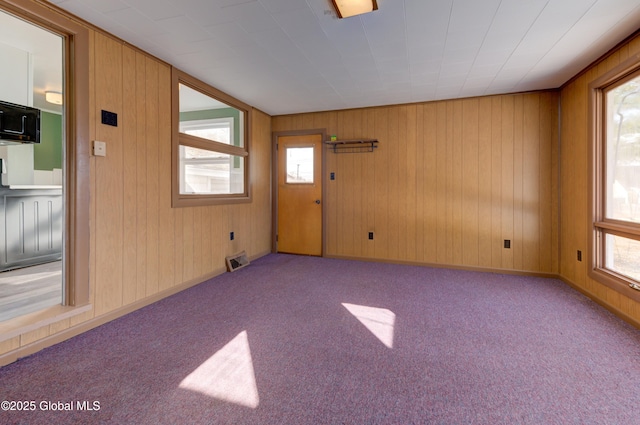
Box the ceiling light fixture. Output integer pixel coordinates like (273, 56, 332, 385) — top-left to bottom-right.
(45, 91, 63, 105)
(332, 0, 378, 19)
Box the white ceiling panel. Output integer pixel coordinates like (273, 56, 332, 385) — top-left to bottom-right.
(179, 0, 233, 27)
(406, 15, 449, 70)
(262, 0, 310, 14)
(123, 0, 182, 21)
(224, 2, 279, 33)
(448, 0, 500, 33)
(155, 16, 212, 43)
(202, 22, 255, 49)
(45, 0, 640, 115)
(103, 7, 168, 38)
(77, 0, 129, 14)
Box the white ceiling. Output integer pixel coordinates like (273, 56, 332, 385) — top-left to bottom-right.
(47, 0, 640, 115)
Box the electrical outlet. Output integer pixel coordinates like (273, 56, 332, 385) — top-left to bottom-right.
(230, 232, 234, 241)
(93, 140, 106, 157)
(504, 239, 511, 249)
(368, 232, 374, 240)
(577, 250, 582, 261)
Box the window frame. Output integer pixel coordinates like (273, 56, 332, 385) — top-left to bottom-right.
(171, 68, 251, 207)
(589, 52, 640, 301)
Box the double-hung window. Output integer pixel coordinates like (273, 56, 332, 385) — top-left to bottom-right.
(590, 57, 640, 298)
(172, 69, 251, 207)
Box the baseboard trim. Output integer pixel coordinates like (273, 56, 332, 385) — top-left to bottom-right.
(558, 275, 640, 330)
(249, 250, 271, 261)
(323, 254, 559, 279)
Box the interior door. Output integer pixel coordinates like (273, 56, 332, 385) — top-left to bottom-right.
(277, 134, 323, 256)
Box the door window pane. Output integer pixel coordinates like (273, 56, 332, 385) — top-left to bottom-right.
(286, 147, 314, 184)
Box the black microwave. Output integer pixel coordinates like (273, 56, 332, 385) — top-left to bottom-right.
(0, 100, 40, 144)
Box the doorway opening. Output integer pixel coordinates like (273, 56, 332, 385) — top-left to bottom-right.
(0, 9, 64, 321)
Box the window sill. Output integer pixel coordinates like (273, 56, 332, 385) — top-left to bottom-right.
(172, 192, 252, 208)
(588, 267, 640, 303)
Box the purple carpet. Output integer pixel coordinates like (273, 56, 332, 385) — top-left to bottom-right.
(1, 254, 639, 424)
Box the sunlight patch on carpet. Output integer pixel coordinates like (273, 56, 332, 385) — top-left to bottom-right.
(179, 330, 260, 408)
(342, 303, 396, 348)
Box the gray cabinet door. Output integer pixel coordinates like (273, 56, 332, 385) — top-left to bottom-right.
(2, 190, 62, 270)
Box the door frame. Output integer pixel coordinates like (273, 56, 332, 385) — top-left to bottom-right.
(0, 0, 90, 308)
(271, 129, 327, 256)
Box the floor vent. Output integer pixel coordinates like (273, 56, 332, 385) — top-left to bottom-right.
(225, 251, 250, 272)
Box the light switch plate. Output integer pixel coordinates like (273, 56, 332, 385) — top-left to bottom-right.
(93, 140, 106, 157)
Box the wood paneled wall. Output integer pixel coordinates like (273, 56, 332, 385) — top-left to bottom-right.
(273, 92, 559, 274)
(559, 33, 640, 324)
(0, 22, 272, 360)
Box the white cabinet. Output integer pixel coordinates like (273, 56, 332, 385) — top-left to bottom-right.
(0, 41, 32, 106)
(0, 41, 35, 186)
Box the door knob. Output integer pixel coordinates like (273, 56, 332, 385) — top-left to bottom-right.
(315, 199, 321, 204)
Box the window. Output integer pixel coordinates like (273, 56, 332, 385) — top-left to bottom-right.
(172, 69, 251, 207)
(285, 147, 314, 184)
(591, 58, 640, 298)
(179, 117, 243, 194)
